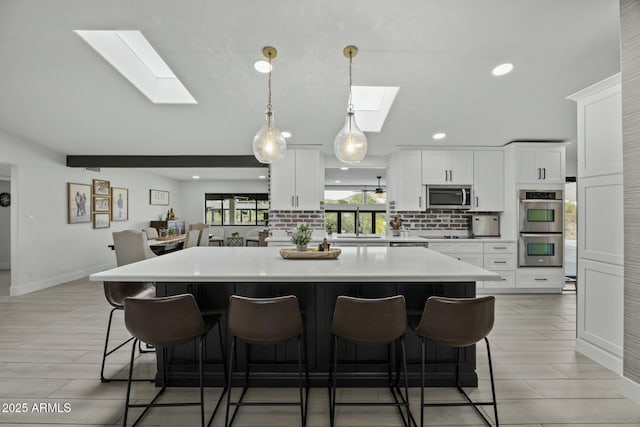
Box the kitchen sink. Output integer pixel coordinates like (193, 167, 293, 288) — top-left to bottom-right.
(333, 233, 383, 239)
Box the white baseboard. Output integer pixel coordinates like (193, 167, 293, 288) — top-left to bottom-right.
(620, 376, 640, 406)
(575, 338, 623, 375)
(10, 263, 114, 296)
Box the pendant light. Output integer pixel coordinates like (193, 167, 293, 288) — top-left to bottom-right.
(253, 46, 286, 164)
(334, 45, 368, 163)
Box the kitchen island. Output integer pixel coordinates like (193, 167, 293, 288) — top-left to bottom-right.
(90, 246, 500, 387)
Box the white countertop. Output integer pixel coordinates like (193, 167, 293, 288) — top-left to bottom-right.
(90, 246, 501, 283)
(266, 235, 514, 244)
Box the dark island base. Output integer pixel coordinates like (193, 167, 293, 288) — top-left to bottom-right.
(155, 281, 477, 388)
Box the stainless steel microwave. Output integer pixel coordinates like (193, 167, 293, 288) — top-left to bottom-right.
(426, 185, 472, 210)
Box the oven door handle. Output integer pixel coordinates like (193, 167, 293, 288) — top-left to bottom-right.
(462, 189, 467, 206)
(520, 199, 563, 203)
(520, 233, 562, 237)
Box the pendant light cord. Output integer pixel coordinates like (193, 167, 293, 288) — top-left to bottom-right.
(348, 53, 354, 113)
(267, 54, 273, 116)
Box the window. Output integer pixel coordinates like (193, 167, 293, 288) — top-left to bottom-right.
(324, 189, 386, 235)
(205, 194, 269, 226)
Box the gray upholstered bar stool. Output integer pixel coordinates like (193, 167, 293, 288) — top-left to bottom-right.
(225, 295, 309, 427)
(329, 295, 412, 427)
(122, 294, 226, 427)
(413, 296, 498, 427)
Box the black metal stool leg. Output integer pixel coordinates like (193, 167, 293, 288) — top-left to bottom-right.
(297, 336, 305, 427)
(224, 337, 236, 427)
(330, 335, 338, 427)
(122, 338, 138, 427)
(199, 337, 205, 427)
(420, 338, 425, 427)
(486, 337, 499, 427)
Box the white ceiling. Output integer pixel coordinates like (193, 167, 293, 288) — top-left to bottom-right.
(0, 0, 620, 164)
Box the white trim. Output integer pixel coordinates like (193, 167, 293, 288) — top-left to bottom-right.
(477, 287, 562, 294)
(575, 338, 622, 375)
(566, 73, 621, 101)
(9, 263, 112, 296)
(620, 376, 640, 406)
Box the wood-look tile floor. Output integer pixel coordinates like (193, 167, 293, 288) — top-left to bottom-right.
(0, 278, 638, 426)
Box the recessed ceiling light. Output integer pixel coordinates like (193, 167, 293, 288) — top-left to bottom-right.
(74, 30, 197, 104)
(254, 60, 272, 73)
(281, 131, 292, 138)
(258, 175, 266, 179)
(192, 175, 200, 179)
(432, 132, 447, 140)
(334, 180, 341, 184)
(492, 63, 514, 76)
(340, 167, 349, 170)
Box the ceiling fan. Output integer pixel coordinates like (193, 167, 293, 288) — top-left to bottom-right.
(374, 176, 385, 194)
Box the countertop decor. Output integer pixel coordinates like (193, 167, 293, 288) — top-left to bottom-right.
(280, 248, 341, 260)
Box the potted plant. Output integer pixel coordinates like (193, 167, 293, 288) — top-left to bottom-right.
(291, 223, 312, 251)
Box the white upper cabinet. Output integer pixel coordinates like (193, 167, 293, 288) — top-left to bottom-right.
(389, 150, 423, 211)
(516, 146, 565, 184)
(422, 150, 473, 185)
(472, 150, 504, 211)
(270, 148, 324, 211)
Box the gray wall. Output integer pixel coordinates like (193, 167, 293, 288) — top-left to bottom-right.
(0, 180, 9, 269)
(621, 0, 640, 386)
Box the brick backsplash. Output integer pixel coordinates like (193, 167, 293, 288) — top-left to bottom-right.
(269, 202, 325, 231)
(388, 201, 471, 231)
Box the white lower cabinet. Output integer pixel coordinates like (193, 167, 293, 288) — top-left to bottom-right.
(516, 268, 565, 289)
(429, 242, 484, 289)
(484, 271, 515, 289)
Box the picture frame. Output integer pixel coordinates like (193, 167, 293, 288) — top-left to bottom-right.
(150, 189, 169, 206)
(67, 182, 92, 224)
(111, 187, 129, 221)
(93, 195, 110, 213)
(93, 179, 110, 196)
(93, 212, 111, 229)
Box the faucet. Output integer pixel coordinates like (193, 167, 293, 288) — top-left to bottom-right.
(355, 207, 360, 237)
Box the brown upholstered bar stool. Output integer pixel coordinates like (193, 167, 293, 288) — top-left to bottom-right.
(413, 296, 498, 427)
(122, 294, 227, 427)
(101, 230, 158, 382)
(225, 295, 309, 427)
(329, 295, 412, 427)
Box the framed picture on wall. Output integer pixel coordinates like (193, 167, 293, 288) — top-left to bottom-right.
(93, 179, 110, 196)
(93, 212, 110, 229)
(67, 182, 92, 224)
(150, 189, 169, 205)
(111, 187, 128, 221)
(93, 196, 110, 213)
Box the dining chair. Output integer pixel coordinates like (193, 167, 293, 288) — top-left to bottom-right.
(198, 227, 211, 247)
(189, 223, 207, 232)
(100, 230, 157, 382)
(143, 227, 159, 240)
(184, 229, 201, 248)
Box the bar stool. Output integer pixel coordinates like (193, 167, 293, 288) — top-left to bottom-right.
(122, 294, 227, 427)
(329, 295, 412, 427)
(225, 295, 308, 427)
(413, 296, 498, 427)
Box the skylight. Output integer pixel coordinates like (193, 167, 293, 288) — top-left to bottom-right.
(350, 86, 399, 132)
(74, 30, 197, 104)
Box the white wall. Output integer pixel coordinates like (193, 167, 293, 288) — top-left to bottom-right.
(0, 179, 10, 269)
(0, 130, 181, 295)
(178, 179, 269, 238)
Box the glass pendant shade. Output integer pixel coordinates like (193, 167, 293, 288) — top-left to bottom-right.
(253, 111, 286, 164)
(334, 111, 368, 163)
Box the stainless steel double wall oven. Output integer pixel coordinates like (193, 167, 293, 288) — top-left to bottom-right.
(518, 190, 563, 267)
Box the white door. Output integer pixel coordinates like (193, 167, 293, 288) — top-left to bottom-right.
(448, 151, 474, 185)
(421, 151, 448, 184)
(472, 150, 504, 211)
(269, 151, 296, 210)
(294, 149, 322, 210)
(538, 148, 565, 183)
(516, 148, 541, 183)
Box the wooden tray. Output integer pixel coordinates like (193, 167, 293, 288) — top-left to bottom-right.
(280, 248, 341, 260)
(155, 234, 184, 241)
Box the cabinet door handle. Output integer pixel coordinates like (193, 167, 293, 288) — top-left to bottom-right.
(419, 196, 422, 207)
(494, 246, 506, 249)
(296, 195, 299, 207)
(537, 168, 541, 179)
(449, 170, 453, 181)
(475, 196, 479, 207)
(494, 261, 507, 264)
(444, 170, 448, 181)
(291, 196, 295, 207)
(543, 168, 546, 179)
(534, 278, 548, 281)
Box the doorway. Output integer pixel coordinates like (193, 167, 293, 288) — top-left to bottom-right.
(0, 163, 11, 296)
(564, 179, 577, 291)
